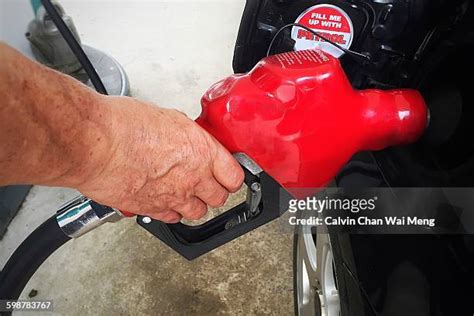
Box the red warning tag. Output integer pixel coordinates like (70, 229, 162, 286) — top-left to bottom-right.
(291, 4, 354, 58)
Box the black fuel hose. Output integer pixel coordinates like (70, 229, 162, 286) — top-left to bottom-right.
(0, 215, 70, 300)
(40, 0, 108, 95)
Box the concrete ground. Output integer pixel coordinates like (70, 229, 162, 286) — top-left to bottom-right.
(0, 1, 294, 315)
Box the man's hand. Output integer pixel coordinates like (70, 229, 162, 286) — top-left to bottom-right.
(78, 97, 244, 223)
(0, 42, 244, 223)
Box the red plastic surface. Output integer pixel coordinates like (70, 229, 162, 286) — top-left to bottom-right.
(196, 49, 427, 197)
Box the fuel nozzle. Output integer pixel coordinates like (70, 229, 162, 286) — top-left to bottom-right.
(140, 49, 428, 259)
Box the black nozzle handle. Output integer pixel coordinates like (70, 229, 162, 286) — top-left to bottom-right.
(137, 169, 288, 260)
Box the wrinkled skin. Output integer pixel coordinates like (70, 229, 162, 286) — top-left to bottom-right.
(78, 97, 244, 223)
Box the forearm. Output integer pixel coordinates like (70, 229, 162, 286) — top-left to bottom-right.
(0, 42, 113, 188)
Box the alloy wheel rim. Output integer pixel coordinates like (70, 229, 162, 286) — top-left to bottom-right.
(296, 221, 340, 316)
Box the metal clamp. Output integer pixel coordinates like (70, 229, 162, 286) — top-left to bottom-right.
(56, 196, 123, 238)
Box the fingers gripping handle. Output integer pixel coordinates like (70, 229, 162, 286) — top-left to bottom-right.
(137, 167, 289, 260)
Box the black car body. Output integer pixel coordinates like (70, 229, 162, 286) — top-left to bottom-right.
(233, 1, 474, 315)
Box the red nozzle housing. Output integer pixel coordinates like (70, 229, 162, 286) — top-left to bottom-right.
(197, 49, 428, 197)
